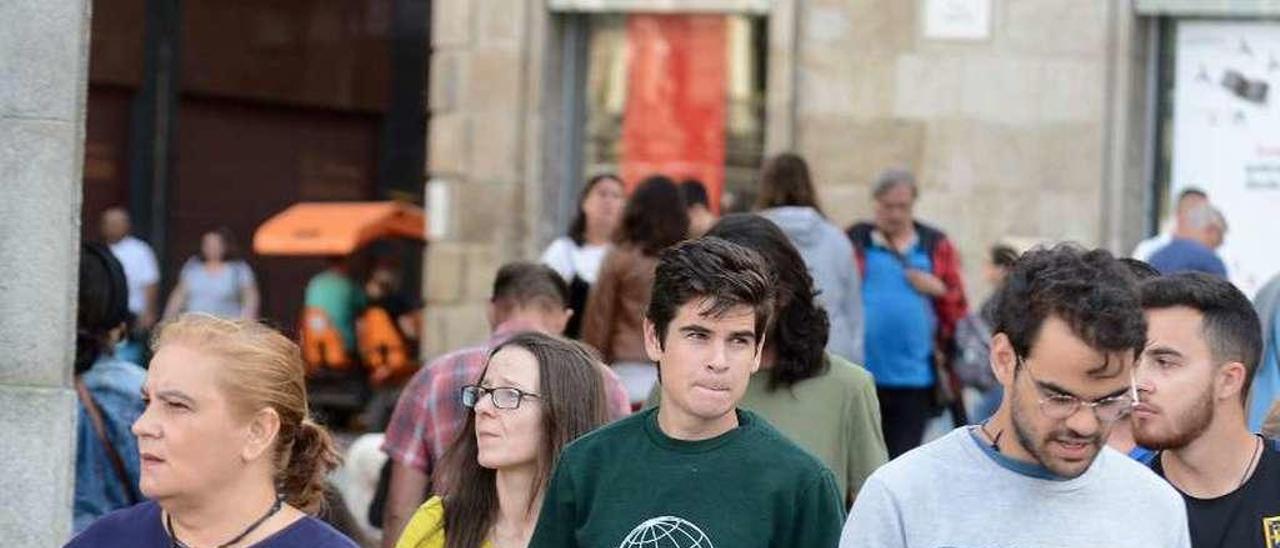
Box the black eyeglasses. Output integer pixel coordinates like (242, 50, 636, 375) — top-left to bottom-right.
(460, 385, 541, 410)
(1016, 355, 1136, 423)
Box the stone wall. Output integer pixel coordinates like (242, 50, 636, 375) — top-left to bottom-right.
(793, 0, 1150, 300)
(422, 0, 1153, 353)
(421, 0, 544, 355)
(0, 0, 92, 542)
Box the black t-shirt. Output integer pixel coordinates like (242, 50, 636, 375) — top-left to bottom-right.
(1152, 438, 1280, 548)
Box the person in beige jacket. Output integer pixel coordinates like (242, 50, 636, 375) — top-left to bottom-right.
(582, 175, 688, 405)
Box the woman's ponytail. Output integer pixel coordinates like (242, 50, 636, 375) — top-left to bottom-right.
(279, 417, 342, 514)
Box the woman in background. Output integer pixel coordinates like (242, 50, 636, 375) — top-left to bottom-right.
(163, 227, 260, 321)
(756, 152, 865, 365)
(540, 174, 626, 339)
(581, 175, 689, 405)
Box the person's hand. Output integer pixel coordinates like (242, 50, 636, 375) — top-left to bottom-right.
(905, 269, 947, 297)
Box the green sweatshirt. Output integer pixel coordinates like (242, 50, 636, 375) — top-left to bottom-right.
(529, 408, 845, 548)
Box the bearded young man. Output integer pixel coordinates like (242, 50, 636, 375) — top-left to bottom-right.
(1133, 273, 1280, 548)
(840, 245, 1189, 548)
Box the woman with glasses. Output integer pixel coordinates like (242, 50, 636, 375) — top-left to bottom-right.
(395, 332, 611, 548)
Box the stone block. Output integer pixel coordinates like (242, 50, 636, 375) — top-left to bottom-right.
(425, 242, 468, 305)
(802, 4, 854, 45)
(466, 47, 523, 111)
(842, 0, 917, 53)
(453, 181, 518, 244)
(463, 245, 501, 301)
(0, 385, 76, 545)
(920, 121, 1037, 196)
(427, 112, 470, 176)
(431, 0, 472, 48)
(0, 0, 88, 121)
(1035, 123, 1103, 193)
(423, 303, 489, 359)
(1037, 189, 1101, 244)
(428, 51, 467, 114)
(960, 54, 1042, 126)
(0, 119, 79, 387)
(1003, 0, 1106, 57)
(796, 46, 858, 117)
(475, 0, 526, 46)
(819, 183, 870, 229)
(798, 117, 926, 190)
(1039, 59, 1103, 124)
(468, 111, 521, 183)
(893, 53, 963, 120)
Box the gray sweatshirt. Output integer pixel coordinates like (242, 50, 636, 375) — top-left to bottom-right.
(840, 428, 1191, 548)
(760, 206, 865, 364)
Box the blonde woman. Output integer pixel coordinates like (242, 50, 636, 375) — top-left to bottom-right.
(68, 314, 356, 547)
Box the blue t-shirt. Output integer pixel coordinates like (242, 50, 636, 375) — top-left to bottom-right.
(1148, 238, 1228, 278)
(304, 270, 366, 351)
(75, 356, 146, 533)
(862, 242, 937, 388)
(66, 501, 357, 548)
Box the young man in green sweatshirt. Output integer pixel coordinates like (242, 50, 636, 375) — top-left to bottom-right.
(529, 237, 845, 548)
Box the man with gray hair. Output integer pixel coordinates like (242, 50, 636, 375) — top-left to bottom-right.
(847, 168, 969, 457)
(1148, 202, 1229, 278)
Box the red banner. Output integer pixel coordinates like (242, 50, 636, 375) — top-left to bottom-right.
(620, 15, 727, 213)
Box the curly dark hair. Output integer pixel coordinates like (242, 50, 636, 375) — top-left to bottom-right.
(647, 237, 776, 348)
(1140, 272, 1263, 401)
(707, 214, 830, 390)
(615, 175, 689, 255)
(990, 244, 1147, 378)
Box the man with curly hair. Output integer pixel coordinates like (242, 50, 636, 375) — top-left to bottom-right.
(840, 245, 1189, 548)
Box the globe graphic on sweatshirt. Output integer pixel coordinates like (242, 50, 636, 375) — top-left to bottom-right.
(617, 516, 715, 548)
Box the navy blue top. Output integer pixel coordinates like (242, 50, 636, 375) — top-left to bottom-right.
(66, 501, 357, 548)
(1148, 238, 1228, 278)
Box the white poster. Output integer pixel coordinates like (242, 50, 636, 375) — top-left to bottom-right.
(922, 0, 991, 41)
(1172, 21, 1280, 296)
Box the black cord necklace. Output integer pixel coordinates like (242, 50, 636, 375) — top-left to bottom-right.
(167, 495, 284, 548)
(979, 420, 1004, 453)
(1237, 435, 1263, 489)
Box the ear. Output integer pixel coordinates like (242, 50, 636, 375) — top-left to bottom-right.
(749, 335, 765, 374)
(555, 308, 574, 334)
(242, 407, 282, 463)
(1216, 361, 1247, 402)
(643, 317, 664, 363)
(991, 332, 1018, 388)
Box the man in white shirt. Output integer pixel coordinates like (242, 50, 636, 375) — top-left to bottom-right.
(101, 208, 159, 361)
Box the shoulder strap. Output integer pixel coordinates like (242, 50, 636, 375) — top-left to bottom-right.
(846, 222, 874, 252)
(75, 378, 139, 506)
(914, 221, 944, 255)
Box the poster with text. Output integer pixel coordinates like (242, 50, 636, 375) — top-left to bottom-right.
(1173, 21, 1280, 296)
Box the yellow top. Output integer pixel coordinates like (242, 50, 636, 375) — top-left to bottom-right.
(395, 496, 494, 548)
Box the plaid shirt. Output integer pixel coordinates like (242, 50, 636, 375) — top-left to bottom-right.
(382, 320, 632, 473)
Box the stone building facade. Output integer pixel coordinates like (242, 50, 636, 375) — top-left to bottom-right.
(0, 0, 91, 544)
(420, 0, 1160, 354)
